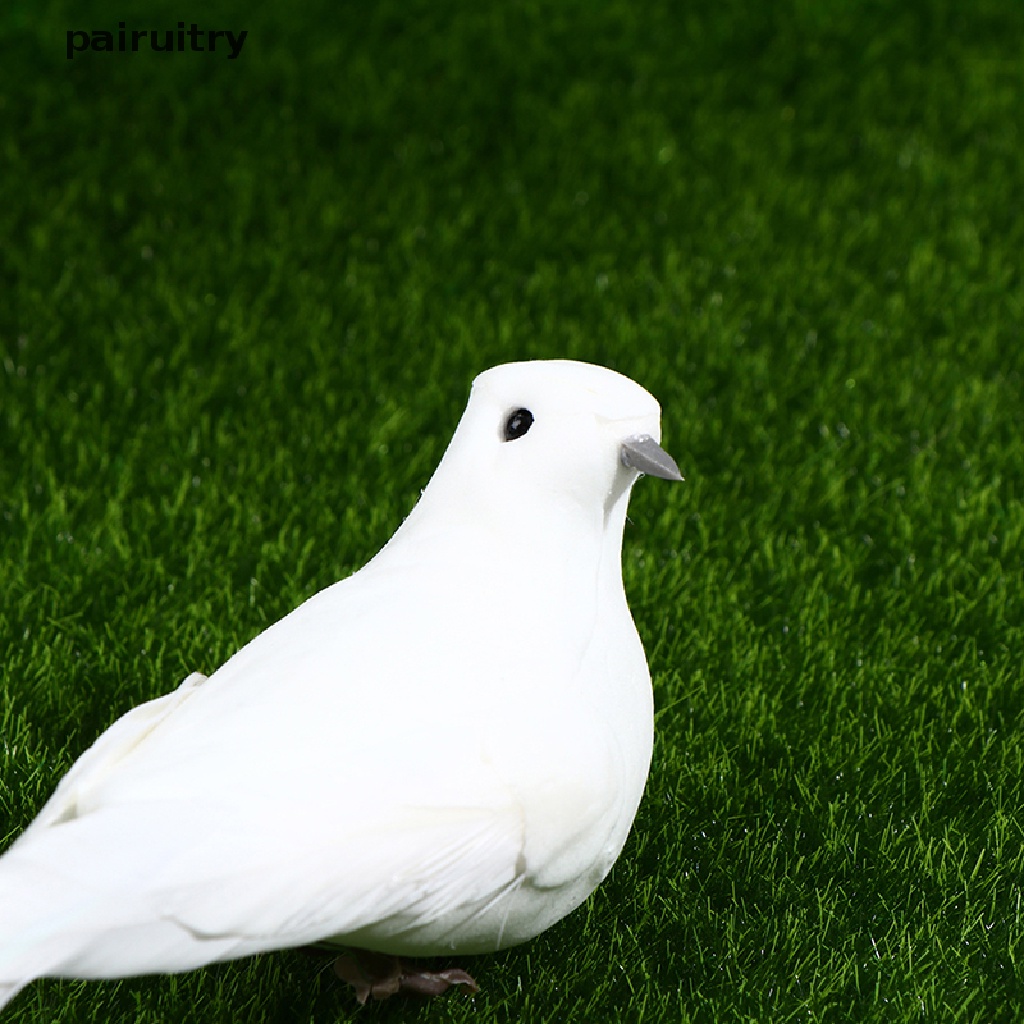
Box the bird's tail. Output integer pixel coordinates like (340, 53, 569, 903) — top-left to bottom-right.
(0, 839, 109, 1012)
(0, 804, 254, 1014)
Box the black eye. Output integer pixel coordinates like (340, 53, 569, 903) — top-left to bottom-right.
(503, 407, 534, 441)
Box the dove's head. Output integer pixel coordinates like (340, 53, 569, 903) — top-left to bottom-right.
(378, 359, 682, 593)
(425, 360, 682, 533)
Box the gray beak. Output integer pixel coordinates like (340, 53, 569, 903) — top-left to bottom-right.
(620, 435, 684, 482)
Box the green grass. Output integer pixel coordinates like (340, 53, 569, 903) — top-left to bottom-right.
(2, 0, 1024, 1020)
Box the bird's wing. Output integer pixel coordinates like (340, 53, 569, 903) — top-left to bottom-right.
(140, 697, 620, 957)
(3, 776, 529, 975)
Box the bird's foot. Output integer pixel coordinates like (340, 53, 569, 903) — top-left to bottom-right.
(334, 950, 478, 1004)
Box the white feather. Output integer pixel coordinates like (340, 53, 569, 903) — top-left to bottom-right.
(0, 359, 678, 1009)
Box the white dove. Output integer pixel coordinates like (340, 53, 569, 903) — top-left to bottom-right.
(0, 358, 682, 1009)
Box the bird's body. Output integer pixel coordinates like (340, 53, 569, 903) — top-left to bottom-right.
(0, 359, 681, 1010)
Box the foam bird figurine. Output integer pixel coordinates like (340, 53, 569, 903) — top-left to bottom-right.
(0, 359, 682, 1009)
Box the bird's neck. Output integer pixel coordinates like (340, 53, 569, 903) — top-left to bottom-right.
(367, 472, 635, 650)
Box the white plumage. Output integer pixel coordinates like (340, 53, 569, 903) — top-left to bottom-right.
(0, 359, 681, 1009)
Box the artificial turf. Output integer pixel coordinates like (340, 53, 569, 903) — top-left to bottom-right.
(2, 0, 1023, 1020)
